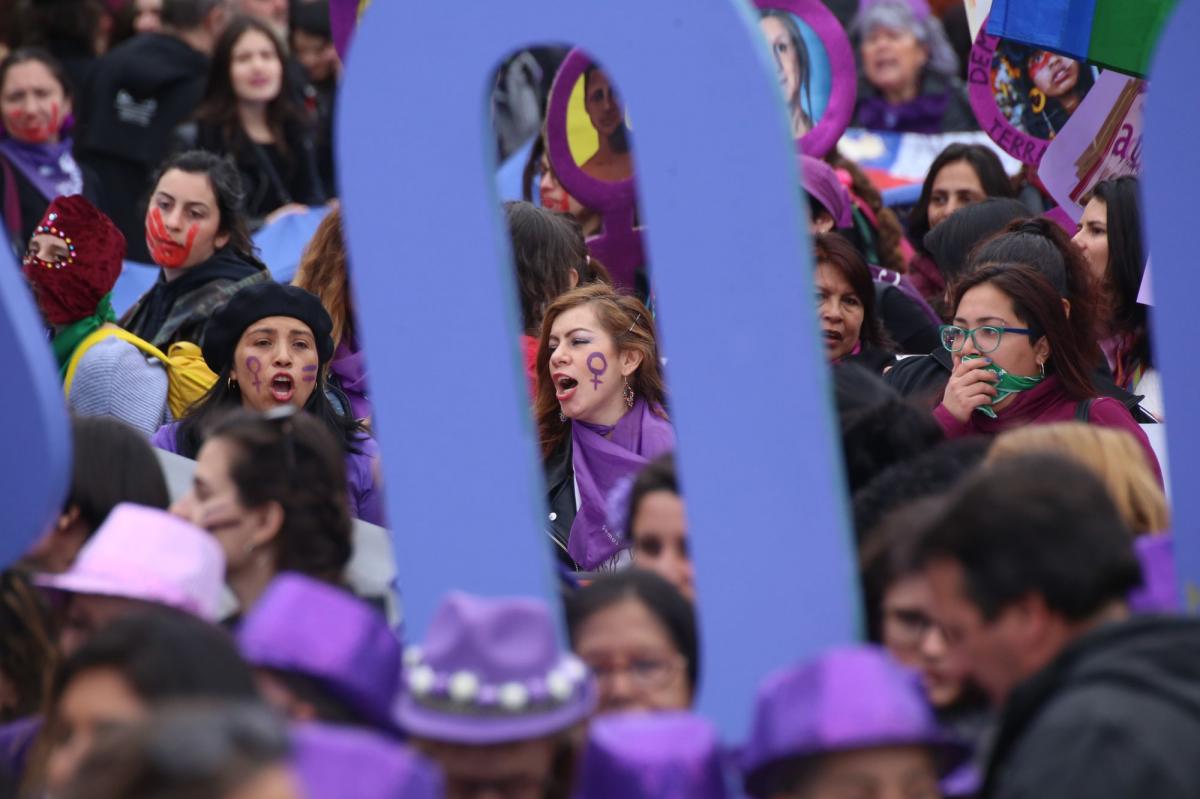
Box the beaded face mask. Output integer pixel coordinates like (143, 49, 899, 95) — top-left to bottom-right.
(23, 211, 77, 271)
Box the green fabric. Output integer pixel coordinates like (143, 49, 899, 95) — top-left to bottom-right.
(52, 293, 117, 379)
(1089, 0, 1178, 76)
(964, 355, 1044, 419)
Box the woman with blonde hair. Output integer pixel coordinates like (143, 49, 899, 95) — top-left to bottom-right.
(291, 206, 370, 422)
(536, 284, 674, 572)
(987, 422, 1167, 536)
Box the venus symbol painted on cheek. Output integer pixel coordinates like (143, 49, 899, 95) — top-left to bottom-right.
(586, 351, 607, 389)
(245, 356, 263, 391)
(302, 364, 317, 383)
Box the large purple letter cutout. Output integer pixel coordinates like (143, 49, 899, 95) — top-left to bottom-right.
(0, 235, 71, 564)
(338, 1, 860, 737)
(1143, 0, 1200, 606)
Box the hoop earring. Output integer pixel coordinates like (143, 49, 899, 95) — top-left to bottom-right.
(227, 376, 238, 391)
(1030, 87, 1047, 114)
(623, 378, 635, 409)
(558, 412, 567, 423)
(1038, 360, 1046, 378)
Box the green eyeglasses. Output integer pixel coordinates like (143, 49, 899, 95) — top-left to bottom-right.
(939, 324, 1035, 354)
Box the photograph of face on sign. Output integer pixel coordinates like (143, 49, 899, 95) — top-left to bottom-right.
(990, 43, 1095, 140)
(565, 65, 633, 183)
(758, 9, 834, 139)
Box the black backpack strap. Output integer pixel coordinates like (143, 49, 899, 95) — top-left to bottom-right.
(1075, 398, 1095, 422)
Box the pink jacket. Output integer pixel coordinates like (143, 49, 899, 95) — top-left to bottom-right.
(934, 375, 1163, 484)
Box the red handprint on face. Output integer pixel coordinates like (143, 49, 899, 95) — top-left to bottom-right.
(145, 207, 199, 269)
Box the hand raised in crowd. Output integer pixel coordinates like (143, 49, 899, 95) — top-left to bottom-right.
(941, 356, 998, 423)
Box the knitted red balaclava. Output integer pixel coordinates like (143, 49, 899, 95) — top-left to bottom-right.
(22, 195, 126, 325)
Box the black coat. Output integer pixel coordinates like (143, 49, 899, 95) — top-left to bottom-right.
(543, 434, 579, 570)
(984, 616, 1200, 799)
(171, 119, 326, 227)
(74, 33, 210, 262)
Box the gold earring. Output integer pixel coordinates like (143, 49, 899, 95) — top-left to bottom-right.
(1030, 87, 1047, 114)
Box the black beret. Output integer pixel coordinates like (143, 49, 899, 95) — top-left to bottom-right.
(202, 282, 335, 374)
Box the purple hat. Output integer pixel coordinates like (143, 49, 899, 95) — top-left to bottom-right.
(396, 592, 596, 745)
(34, 503, 225, 621)
(575, 712, 730, 799)
(236, 573, 402, 733)
(742, 646, 970, 798)
(799, 155, 854, 229)
(290, 722, 443, 799)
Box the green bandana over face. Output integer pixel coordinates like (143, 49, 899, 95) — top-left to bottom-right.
(963, 354, 1044, 418)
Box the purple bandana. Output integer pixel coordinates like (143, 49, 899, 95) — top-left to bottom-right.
(0, 137, 83, 201)
(855, 91, 951, 134)
(569, 397, 675, 569)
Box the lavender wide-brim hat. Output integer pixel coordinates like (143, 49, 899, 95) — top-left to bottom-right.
(396, 592, 597, 745)
(290, 722, 444, 799)
(575, 712, 731, 799)
(742, 645, 971, 798)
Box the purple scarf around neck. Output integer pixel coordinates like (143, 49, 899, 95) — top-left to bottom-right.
(855, 91, 950, 135)
(0, 137, 83, 201)
(568, 397, 676, 570)
(330, 336, 372, 420)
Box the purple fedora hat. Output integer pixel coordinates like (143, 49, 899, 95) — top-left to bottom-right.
(396, 592, 596, 745)
(742, 646, 970, 798)
(575, 712, 731, 799)
(799, 155, 854, 229)
(291, 722, 443, 799)
(236, 573, 402, 733)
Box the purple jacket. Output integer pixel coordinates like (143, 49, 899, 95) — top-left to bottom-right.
(151, 422, 385, 526)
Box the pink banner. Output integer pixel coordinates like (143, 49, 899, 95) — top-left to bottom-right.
(1039, 70, 1146, 223)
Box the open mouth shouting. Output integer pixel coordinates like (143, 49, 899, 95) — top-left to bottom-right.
(269, 372, 296, 403)
(553, 372, 579, 402)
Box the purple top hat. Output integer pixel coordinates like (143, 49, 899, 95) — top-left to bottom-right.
(742, 646, 970, 798)
(290, 722, 444, 799)
(35, 503, 226, 621)
(799, 155, 854, 229)
(236, 573, 402, 733)
(575, 712, 731, 799)
(396, 592, 597, 745)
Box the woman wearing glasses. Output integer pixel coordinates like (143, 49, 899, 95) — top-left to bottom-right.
(935, 263, 1161, 481)
(567, 569, 697, 715)
(153, 282, 383, 525)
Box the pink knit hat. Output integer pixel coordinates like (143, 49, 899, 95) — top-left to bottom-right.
(35, 503, 226, 621)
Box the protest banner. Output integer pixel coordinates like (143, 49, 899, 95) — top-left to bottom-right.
(1040, 71, 1145, 222)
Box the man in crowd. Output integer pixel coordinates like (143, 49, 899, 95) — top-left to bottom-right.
(916, 453, 1200, 798)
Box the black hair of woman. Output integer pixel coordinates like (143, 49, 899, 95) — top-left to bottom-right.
(146, 150, 262, 263)
(0, 569, 58, 721)
(908, 144, 1015, 255)
(57, 702, 291, 799)
(0, 47, 73, 103)
(1085, 177, 1149, 348)
(624, 452, 679, 539)
(505, 200, 592, 335)
(565, 569, 699, 692)
(193, 16, 311, 161)
(201, 408, 354, 584)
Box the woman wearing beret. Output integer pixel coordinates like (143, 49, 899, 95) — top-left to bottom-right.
(22, 195, 171, 436)
(151, 281, 383, 525)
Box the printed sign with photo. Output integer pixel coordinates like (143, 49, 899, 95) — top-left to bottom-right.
(753, 0, 856, 157)
(968, 20, 1098, 165)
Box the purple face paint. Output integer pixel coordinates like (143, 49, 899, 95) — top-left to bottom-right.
(245, 356, 263, 391)
(302, 364, 317, 383)
(587, 351, 608, 390)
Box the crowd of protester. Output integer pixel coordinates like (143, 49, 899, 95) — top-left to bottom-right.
(0, 0, 1181, 796)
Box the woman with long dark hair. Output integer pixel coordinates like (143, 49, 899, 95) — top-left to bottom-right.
(152, 282, 382, 525)
(813, 232, 895, 372)
(174, 16, 324, 227)
(905, 143, 1015, 302)
(0, 49, 96, 253)
(536, 284, 673, 571)
(1074, 176, 1154, 404)
(934, 263, 1160, 480)
(120, 150, 270, 349)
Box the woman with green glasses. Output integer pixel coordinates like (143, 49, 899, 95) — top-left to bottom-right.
(935, 263, 1161, 482)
